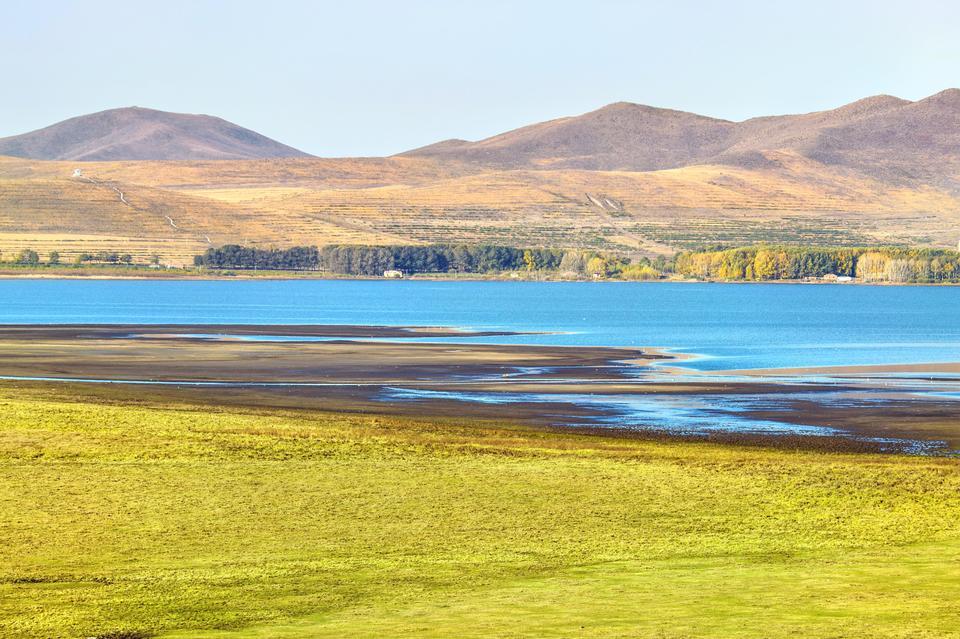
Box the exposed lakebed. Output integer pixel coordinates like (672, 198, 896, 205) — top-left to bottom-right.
(1, 280, 959, 454)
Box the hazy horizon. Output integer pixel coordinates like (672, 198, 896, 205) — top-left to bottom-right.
(3, 0, 959, 156)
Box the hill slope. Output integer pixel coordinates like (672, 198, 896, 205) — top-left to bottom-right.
(0, 107, 311, 161)
(402, 103, 736, 171)
(401, 90, 960, 188)
(1, 91, 960, 265)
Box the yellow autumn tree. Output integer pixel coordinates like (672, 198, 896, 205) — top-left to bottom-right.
(856, 252, 889, 282)
(753, 250, 777, 280)
(587, 256, 608, 277)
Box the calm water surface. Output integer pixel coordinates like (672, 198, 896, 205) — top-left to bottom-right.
(3, 279, 959, 451)
(2, 279, 959, 371)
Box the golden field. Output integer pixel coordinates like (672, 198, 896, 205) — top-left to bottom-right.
(2, 150, 959, 266)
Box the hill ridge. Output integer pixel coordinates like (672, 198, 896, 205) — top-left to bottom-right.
(1, 90, 959, 266)
(399, 89, 960, 183)
(0, 106, 312, 161)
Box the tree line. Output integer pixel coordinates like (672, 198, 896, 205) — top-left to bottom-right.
(1, 250, 141, 266)
(13, 241, 960, 283)
(675, 246, 960, 283)
(317, 245, 566, 275)
(194, 244, 646, 276)
(194, 245, 320, 270)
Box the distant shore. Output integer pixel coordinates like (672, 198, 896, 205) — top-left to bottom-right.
(0, 268, 957, 285)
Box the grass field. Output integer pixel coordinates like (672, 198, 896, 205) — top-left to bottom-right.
(2, 383, 959, 638)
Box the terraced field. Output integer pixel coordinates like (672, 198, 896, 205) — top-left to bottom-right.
(2, 150, 959, 265)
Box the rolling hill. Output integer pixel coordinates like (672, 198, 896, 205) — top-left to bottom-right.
(401, 90, 960, 189)
(0, 107, 311, 161)
(401, 102, 736, 171)
(0, 92, 959, 266)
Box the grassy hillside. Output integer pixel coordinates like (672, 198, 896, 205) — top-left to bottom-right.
(3, 150, 959, 266)
(2, 384, 959, 638)
(3, 92, 960, 264)
(0, 158, 406, 265)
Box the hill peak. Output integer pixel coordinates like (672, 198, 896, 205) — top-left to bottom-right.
(919, 87, 960, 107)
(843, 94, 911, 110)
(0, 107, 311, 161)
(591, 101, 644, 113)
(590, 100, 733, 123)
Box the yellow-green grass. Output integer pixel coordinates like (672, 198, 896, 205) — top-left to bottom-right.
(1, 384, 959, 638)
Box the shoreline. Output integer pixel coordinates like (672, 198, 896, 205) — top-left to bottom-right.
(0, 323, 956, 455)
(2, 322, 959, 380)
(1, 270, 959, 285)
(718, 361, 960, 378)
(0, 323, 538, 340)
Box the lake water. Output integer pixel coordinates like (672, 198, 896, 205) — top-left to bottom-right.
(2, 279, 960, 371)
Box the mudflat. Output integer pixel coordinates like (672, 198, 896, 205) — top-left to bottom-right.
(0, 324, 958, 453)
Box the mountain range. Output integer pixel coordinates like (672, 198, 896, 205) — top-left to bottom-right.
(0, 91, 958, 266)
(403, 89, 960, 188)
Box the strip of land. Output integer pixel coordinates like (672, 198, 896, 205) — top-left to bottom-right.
(0, 324, 958, 453)
(0, 323, 532, 340)
(723, 361, 960, 377)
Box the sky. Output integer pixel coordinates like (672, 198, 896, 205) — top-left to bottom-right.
(1, 0, 959, 156)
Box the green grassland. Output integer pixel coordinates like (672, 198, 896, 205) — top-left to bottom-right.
(2, 384, 959, 638)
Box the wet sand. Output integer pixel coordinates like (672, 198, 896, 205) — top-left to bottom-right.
(722, 361, 960, 379)
(0, 324, 662, 384)
(0, 323, 533, 340)
(0, 324, 957, 454)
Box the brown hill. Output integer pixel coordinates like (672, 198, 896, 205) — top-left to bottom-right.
(401, 103, 736, 171)
(4, 148, 958, 267)
(787, 89, 960, 186)
(0, 107, 311, 161)
(401, 90, 960, 189)
(1, 91, 959, 266)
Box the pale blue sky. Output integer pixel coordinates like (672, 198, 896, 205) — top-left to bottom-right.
(2, 0, 958, 156)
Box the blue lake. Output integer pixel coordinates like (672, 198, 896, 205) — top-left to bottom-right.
(2, 279, 960, 371)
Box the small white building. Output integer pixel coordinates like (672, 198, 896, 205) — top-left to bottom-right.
(72, 168, 83, 178)
(823, 273, 853, 283)
(383, 270, 403, 279)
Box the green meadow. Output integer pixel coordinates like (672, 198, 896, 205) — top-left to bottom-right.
(1, 385, 959, 638)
